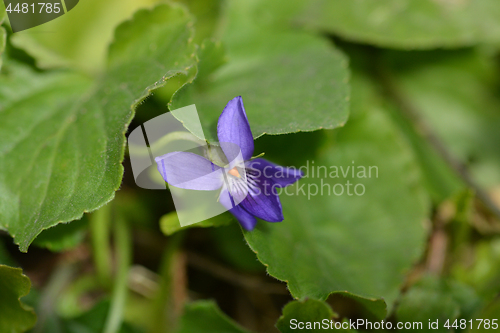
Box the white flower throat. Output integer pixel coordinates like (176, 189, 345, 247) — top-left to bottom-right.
(226, 166, 260, 197)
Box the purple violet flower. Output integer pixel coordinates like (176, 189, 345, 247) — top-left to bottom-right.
(155, 96, 302, 230)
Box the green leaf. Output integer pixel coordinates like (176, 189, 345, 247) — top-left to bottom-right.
(160, 211, 231, 236)
(172, 0, 222, 44)
(171, 22, 350, 142)
(243, 72, 429, 313)
(276, 299, 335, 333)
(33, 217, 88, 252)
(0, 265, 37, 333)
(299, 0, 500, 49)
(0, 3, 196, 251)
(175, 300, 250, 333)
(386, 50, 500, 190)
(10, 0, 164, 72)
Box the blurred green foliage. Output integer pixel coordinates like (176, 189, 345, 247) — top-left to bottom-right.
(1, 0, 500, 332)
(0, 265, 36, 332)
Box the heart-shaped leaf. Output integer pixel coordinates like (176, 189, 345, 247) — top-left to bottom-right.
(0, 3, 196, 251)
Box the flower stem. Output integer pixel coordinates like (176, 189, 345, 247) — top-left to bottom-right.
(151, 232, 186, 333)
(250, 152, 265, 160)
(90, 204, 112, 286)
(103, 212, 132, 333)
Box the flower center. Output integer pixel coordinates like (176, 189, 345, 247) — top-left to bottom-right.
(228, 167, 241, 178)
(224, 166, 260, 199)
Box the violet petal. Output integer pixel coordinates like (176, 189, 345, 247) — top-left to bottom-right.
(217, 96, 254, 162)
(155, 152, 223, 190)
(219, 189, 257, 230)
(240, 166, 284, 222)
(248, 158, 303, 187)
